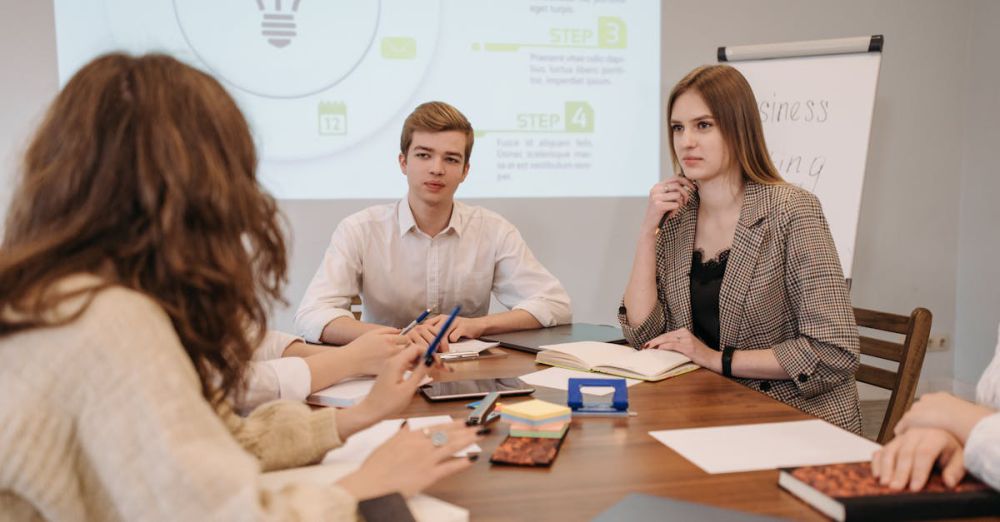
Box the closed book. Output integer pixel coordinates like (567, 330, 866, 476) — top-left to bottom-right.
(778, 462, 1000, 521)
(535, 341, 698, 381)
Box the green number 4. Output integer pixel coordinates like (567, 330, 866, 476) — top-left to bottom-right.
(565, 101, 594, 133)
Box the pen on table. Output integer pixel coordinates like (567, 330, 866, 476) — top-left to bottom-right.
(423, 305, 461, 366)
(400, 308, 431, 335)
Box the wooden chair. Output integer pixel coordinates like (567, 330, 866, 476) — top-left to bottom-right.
(854, 306, 932, 444)
(350, 296, 362, 320)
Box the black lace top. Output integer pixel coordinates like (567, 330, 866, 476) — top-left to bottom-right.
(689, 248, 730, 350)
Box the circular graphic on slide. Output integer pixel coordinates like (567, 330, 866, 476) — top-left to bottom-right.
(99, 0, 440, 161)
(172, 0, 380, 99)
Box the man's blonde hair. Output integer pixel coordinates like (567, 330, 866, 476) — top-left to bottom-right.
(400, 101, 474, 164)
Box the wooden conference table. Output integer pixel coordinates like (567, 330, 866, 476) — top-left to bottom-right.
(400, 348, 829, 521)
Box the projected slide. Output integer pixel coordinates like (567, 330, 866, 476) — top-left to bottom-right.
(54, 0, 660, 199)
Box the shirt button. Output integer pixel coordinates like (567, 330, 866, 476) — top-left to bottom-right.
(759, 381, 772, 392)
(797, 373, 809, 383)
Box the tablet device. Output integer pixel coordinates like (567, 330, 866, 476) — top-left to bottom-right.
(420, 378, 534, 401)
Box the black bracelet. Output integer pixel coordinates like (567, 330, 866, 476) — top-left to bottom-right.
(722, 346, 736, 377)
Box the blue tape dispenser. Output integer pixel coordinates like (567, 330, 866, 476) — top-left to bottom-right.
(567, 378, 631, 417)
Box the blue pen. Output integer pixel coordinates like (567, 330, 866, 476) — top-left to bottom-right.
(400, 308, 431, 335)
(423, 305, 461, 366)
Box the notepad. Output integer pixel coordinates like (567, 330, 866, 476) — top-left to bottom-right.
(307, 373, 432, 408)
(536, 341, 699, 381)
(440, 340, 500, 360)
(323, 415, 481, 463)
(306, 377, 375, 408)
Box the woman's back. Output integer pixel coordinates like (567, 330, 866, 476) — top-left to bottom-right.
(0, 275, 357, 521)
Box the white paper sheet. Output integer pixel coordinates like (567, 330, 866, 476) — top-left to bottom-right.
(519, 366, 640, 395)
(323, 415, 480, 464)
(406, 415, 482, 457)
(648, 419, 881, 474)
(260, 463, 468, 522)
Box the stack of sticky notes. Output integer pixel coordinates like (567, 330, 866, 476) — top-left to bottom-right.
(500, 399, 571, 439)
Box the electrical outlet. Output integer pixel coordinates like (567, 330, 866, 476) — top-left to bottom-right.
(926, 332, 949, 352)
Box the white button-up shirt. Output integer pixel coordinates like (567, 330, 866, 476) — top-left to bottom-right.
(966, 322, 1000, 490)
(295, 200, 572, 342)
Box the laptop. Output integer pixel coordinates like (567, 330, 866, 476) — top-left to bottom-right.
(481, 323, 627, 354)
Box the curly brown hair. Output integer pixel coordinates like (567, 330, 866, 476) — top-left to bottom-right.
(0, 53, 288, 404)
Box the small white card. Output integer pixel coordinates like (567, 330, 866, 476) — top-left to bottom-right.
(519, 366, 640, 395)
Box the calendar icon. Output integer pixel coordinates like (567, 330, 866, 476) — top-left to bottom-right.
(318, 102, 347, 135)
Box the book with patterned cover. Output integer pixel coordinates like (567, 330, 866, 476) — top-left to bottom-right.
(778, 462, 1000, 521)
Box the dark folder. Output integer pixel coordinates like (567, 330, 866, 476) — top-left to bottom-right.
(481, 323, 626, 354)
(593, 494, 785, 521)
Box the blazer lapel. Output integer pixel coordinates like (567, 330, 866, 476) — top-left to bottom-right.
(665, 195, 698, 331)
(719, 182, 770, 348)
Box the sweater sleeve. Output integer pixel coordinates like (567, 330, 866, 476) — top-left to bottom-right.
(219, 399, 344, 472)
(76, 287, 359, 521)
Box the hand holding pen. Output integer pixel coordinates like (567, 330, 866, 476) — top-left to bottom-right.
(646, 173, 697, 235)
(400, 308, 450, 353)
(422, 305, 462, 367)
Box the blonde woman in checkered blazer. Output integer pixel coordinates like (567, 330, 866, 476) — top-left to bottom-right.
(619, 65, 863, 434)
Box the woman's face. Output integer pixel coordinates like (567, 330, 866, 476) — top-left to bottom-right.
(670, 90, 733, 183)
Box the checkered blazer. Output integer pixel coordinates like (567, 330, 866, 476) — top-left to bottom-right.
(619, 182, 862, 434)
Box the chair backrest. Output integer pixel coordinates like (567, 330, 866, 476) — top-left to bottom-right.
(350, 296, 362, 320)
(854, 306, 932, 443)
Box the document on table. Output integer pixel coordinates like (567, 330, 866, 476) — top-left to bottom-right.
(308, 373, 432, 408)
(323, 415, 481, 464)
(260, 462, 468, 522)
(648, 419, 881, 474)
(440, 340, 500, 360)
(519, 366, 640, 396)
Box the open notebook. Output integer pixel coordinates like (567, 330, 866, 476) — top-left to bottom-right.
(535, 341, 699, 381)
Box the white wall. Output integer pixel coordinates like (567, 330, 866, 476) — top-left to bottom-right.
(0, 0, 56, 227)
(2, 1, 998, 395)
(954, 0, 1000, 390)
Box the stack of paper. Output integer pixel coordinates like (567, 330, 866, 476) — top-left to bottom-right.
(500, 399, 571, 438)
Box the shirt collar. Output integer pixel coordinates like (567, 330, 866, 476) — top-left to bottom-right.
(396, 199, 467, 238)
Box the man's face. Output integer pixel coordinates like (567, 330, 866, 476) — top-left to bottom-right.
(400, 130, 470, 207)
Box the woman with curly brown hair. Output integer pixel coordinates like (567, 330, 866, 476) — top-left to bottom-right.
(0, 53, 477, 520)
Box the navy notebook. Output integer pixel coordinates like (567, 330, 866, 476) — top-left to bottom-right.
(592, 494, 785, 521)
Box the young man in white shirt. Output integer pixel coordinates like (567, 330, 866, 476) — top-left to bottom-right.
(295, 101, 572, 347)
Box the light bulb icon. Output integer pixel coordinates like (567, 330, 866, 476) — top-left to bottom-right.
(256, 0, 302, 49)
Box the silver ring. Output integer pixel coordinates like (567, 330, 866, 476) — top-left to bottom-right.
(430, 431, 448, 448)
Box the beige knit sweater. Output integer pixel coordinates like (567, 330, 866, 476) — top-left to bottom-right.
(0, 276, 358, 520)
